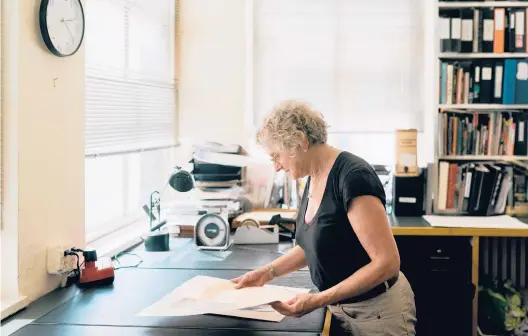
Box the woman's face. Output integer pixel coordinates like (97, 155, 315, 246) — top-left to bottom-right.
(268, 146, 306, 180)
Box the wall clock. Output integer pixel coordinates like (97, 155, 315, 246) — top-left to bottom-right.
(39, 0, 85, 57)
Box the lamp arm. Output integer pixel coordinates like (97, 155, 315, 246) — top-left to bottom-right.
(149, 191, 161, 230)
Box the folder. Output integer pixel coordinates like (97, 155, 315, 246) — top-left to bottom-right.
(514, 9, 526, 52)
(473, 9, 483, 53)
(502, 59, 517, 105)
(481, 9, 495, 53)
(461, 9, 474, 53)
(494, 8, 505, 53)
(493, 62, 504, 104)
(479, 61, 494, 104)
(472, 62, 481, 104)
(514, 113, 528, 156)
(451, 10, 462, 53)
(440, 13, 452, 52)
(505, 8, 516, 52)
(515, 60, 528, 104)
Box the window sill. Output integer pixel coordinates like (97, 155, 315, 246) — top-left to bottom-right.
(1, 296, 29, 321)
(87, 218, 148, 258)
(86, 201, 186, 258)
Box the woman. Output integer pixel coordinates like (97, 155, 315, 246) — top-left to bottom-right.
(232, 100, 417, 335)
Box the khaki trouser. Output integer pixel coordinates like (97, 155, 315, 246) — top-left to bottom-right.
(328, 272, 417, 336)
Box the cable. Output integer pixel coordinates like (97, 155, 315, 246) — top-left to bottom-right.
(64, 250, 81, 285)
(113, 252, 143, 269)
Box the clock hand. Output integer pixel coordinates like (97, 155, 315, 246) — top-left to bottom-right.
(61, 17, 74, 42)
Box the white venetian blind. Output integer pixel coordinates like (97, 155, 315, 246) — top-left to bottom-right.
(254, 0, 423, 133)
(85, 0, 178, 156)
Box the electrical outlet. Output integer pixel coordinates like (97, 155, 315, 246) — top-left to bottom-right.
(64, 254, 78, 272)
(47, 245, 76, 274)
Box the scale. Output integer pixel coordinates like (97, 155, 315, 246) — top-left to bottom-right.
(194, 213, 231, 251)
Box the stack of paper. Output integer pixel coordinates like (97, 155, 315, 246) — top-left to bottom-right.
(137, 275, 310, 322)
(423, 215, 528, 229)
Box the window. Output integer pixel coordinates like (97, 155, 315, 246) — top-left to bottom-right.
(253, 0, 424, 164)
(84, 0, 179, 241)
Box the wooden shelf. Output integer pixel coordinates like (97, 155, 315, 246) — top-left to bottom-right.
(439, 52, 528, 59)
(438, 155, 528, 161)
(439, 1, 528, 9)
(435, 4, 528, 336)
(439, 104, 528, 109)
(440, 108, 526, 114)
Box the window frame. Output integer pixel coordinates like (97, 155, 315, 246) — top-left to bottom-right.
(84, 0, 181, 241)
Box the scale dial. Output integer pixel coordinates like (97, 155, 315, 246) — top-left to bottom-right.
(195, 213, 229, 248)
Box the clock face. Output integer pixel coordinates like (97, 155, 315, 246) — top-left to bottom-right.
(39, 0, 85, 57)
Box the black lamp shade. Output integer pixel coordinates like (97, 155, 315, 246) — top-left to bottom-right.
(168, 169, 194, 192)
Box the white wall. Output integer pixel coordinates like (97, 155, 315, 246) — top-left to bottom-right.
(178, 0, 436, 166)
(179, 0, 253, 148)
(2, 0, 85, 303)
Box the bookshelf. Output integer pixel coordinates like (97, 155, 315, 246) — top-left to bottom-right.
(440, 52, 528, 58)
(433, 6, 528, 336)
(434, 1, 528, 218)
(439, 1, 528, 9)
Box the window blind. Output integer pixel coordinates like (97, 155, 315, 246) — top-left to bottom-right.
(85, 0, 178, 157)
(0, 1, 3, 230)
(253, 0, 424, 133)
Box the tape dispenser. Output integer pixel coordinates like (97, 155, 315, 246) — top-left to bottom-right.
(233, 218, 279, 245)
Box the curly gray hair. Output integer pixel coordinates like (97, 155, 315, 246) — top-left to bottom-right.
(256, 100, 329, 153)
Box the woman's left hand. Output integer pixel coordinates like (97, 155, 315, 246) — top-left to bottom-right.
(270, 293, 321, 317)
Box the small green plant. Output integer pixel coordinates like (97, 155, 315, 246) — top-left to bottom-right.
(478, 275, 527, 335)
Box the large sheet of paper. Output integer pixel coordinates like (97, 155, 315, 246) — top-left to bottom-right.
(423, 215, 528, 229)
(137, 275, 310, 322)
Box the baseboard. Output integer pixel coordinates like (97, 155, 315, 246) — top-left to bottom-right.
(1, 296, 29, 320)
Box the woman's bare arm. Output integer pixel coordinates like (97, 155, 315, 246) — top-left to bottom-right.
(265, 245, 307, 277)
(314, 195, 400, 306)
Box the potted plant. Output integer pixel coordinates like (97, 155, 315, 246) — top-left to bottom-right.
(478, 275, 528, 336)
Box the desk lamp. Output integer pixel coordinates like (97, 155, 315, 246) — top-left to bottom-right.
(143, 166, 195, 252)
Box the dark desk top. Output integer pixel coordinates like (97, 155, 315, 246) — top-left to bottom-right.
(11, 324, 321, 336)
(121, 238, 303, 271)
(33, 268, 325, 333)
(116, 214, 528, 272)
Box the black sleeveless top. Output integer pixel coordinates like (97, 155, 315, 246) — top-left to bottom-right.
(295, 151, 386, 292)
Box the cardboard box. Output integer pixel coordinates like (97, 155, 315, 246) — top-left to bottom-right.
(395, 129, 418, 176)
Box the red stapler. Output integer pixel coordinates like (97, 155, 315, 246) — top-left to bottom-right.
(68, 248, 115, 288)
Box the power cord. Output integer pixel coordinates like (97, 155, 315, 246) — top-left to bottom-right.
(113, 252, 143, 269)
(64, 249, 82, 286)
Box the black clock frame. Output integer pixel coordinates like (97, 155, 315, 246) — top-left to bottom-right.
(39, 0, 85, 57)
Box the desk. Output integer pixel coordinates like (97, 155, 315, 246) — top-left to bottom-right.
(120, 238, 298, 271)
(390, 215, 528, 336)
(95, 216, 528, 336)
(11, 324, 321, 336)
(7, 261, 325, 336)
(391, 215, 528, 237)
(5, 216, 527, 336)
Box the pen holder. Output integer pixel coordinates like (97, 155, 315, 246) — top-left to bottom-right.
(144, 232, 170, 252)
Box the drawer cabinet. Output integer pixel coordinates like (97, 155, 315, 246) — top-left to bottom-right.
(395, 236, 474, 336)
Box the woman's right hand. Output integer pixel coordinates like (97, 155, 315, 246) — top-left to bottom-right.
(231, 267, 272, 289)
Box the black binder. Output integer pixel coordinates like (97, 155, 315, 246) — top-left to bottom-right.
(493, 62, 504, 104)
(440, 12, 452, 52)
(514, 113, 528, 156)
(461, 9, 474, 53)
(451, 10, 462, 52)
(481, 8, 494, 53)
(515, 59, 528, 104)
(505, 8, 516, 52)
(514, 9, 526, 52)
(479, 61, 494, 104)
